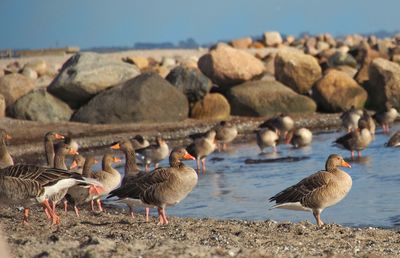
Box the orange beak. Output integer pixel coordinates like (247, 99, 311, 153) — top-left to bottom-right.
(68, 149, 79, 155)
(111, 143, 120, 150)
(113, 157, 122, 163)
(341, 160, 351, 168)
(6, 134, 12, 140)
(183, 153, 196, 160)
(94, 159, 99, 164)
(55, 133, 64, 140)
(70, 160, 78, 169)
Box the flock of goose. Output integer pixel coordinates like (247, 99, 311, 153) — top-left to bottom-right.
(0, 105, 399, 227)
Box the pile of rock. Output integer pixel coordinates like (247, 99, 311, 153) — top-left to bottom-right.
(1, 31, 400, 124)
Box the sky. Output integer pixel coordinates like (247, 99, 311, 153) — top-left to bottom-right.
(1, 0, 399, 49)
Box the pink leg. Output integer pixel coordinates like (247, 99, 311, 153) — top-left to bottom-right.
(273, 145, 277, 152)
(351, 151, 354, 160)
(157, 207, 166, 225)
(155, 163, 159, 169)
(23, 208, 30, 225)
(64, 200, 68, 213)
(52, 201, 56, 213)
(145, 164, 150, 172)
(201, 158, 206, 174)
(161, 208, 168, 224)
(196, 159, 200, 173)
(44, 206, 52, 219)
(74, 206, 80, 217)
(145, 207, 150, 222)
(91, 200, 95, 211)
(96, 199, 103, 212)
(42, 199, 60, 225)
(358, 151, 362, 158)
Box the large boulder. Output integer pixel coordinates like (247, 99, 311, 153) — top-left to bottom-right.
(230, 37, 253, 49)
(190, 93, 230, 120)
(312, 70, 367, 112)
(198, 44, 264, 88)
(166, 66, 212, 104)
(226, 80, 316, 116)
(11, 89, 73, 122)
(48, 52, 140, 108)
(0, 73, 35, 108)
(327, 51, 357, 68)
(23, 59, 48, 76)
(263, 31, 282, 47)
(275, 50, 322, 94)
(366, 58, 400, 110)
(72, 72, 189, 124)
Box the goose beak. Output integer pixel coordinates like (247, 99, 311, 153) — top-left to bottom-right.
(183, 153, 196, 160)
(111, 143, 120, 150)
(113, 157, 122, 163)
(341, 160, 351, 168)
(55, 133, 64, 140)
(94, 159, 99, 164)
(69, 149, 79, 155)
(70, 160, 78, 169)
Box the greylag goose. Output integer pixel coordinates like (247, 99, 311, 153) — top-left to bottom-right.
(256, 125, 280, 153)
(69, 154, 86, 174)
(215, 121, 238, 151)
(0, 164, 90, 225)
(259, 114, 294, 139)
(359, 109, 376, 137)
(90, 153, 122, 211)
(269, 154, 352, 227)
(340, 106, 362, 132)
(44, 131, 64, 167)
(187, 130, 217, 173)
(131, 135, 150, 150)
(65, 155, 99, 217)
(386, 131, 400, 147)
(373, 105, 399, 133)
(286, 128, 313, 148)
(108, 148, 197, 225)
(136, 136, 169, 172)
(334, 119, 372, 159)
(0, 129, 13, 168)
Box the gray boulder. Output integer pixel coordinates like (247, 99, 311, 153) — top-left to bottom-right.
(226, 80, 316, 116)
(48, 52, 140, 108)
(166, 66, 212, 104)
(72, 72, 189, 124)
(12, 89, 73, 122)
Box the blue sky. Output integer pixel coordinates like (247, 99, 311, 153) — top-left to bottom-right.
(1, 0, 399, 49)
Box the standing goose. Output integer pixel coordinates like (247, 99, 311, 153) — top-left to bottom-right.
(334, 119, 372, 159)
(340, 106, 363, 132)
(286, 128, 313, 148)
(269, 154, 352, 227)
(0, 129, 13, 169)
(187, 130, 217, 173)
(44, 131, 64, 167)
(108, 148, 197, 225)
(136, 136, 169, 172)
(373, 106, 399, 134)
(259, 114, 294, 139)
(0, 164, 89, 225)
(359, 109, 376, 137)
(214, 121, 238, 151)
(386, 131, 400, 147)
(256, 126, 280, 153)
(90, 153, 122, 211)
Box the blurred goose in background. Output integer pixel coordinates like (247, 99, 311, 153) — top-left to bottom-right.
(187, 130, 217, 173)
(259, 114, 294, 139)
(0, 129, 13, 168)
(269, 154, 352, 227)
(108, 148, 197, 225)
(43, 131, 64, 168)
(214, 121, 238, 151)
(334, 119, 372, 159)
(69, 154, 86, 174)
(373, 105, 399, 134)
(385, 131, 400, 147)
(256, 125, 280, 153)
(131, 135, 150, 150)
(359, 109, 376, 137)
(136, 136, 169, 172)
(340, 106, 363, 132)
(286, 128, 313, 148)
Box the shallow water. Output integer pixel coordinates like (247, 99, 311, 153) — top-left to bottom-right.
(108, 123, 400, 228)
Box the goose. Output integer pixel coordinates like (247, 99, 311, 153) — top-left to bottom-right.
(269, 154, 352, 227)
(131, 135, 150, 150)
(43, 131, 64, 167)
(286, 128, 313, 148)
(69, 154, 86, 174)
(187, 130, 217, 173)
(108, 148, 197, 225)
(340, 106, 363, 132)
(214, 121, 238, 151)
(0, 129, 13, 168)
(259, 114, 294, 139)
(373, 106, 399, 134)
(359, 109, 376, 137)
(136, 136, 169, 172)
(256, 125, 280, 153)
(386, 131, 400, 147)
(334, 119, 372, 159)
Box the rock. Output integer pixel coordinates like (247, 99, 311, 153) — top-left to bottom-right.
(0, 69, 4, 78)
(312, 70, 367, 112)
(4, 61, 21, 74)
(198, 43, 264, 88)
(263, 31, 282, 47)
(155, 66, 170, 78)
(263, 53, 276, 76)
(23, 60, 48, 76)
(327, 51, 357, 68)
(161, 57, 176, 68)
(226, 80, 316, 116)
(21, 67, 38, 80)
(250, 41, 265, 49)
(230, 37, 253, 49)
(166, 66, 212, 104)
(48, 52, 140, 108)
(11, 89, 73, 122)
(0, 74, 35, 108)
(274, 50, 322, 94)
(285, 35, 296, 45)
(316, 41, 330, 52)
(366, 58, 400, 110)
(72, 72, 189, 124)
(179, 56, 198, 69)
(35, 75, 53, 89)
(354, 62, 370, 85)
(190, 93, 230, 120)
(330, 65, 358, 78)
(123, 56, 149, 70)
(0, 95, 6, 118)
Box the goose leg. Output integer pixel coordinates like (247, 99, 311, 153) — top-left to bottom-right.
(23, 208, 30, 225)
(358, 151, 362, 158)
(155, 163, 159, 169)
(42, 199, 60, 225)
(157, 207, 167, 225)
(145, 164, 150, 172)
(90, 200, 95, 211)
(201, 158, 206, 174)
(313, 209, 324, 227)
(161, 208, 168, 224)
(64, 200, 68, 213)
(96, 199, 103, 212)
(74, 206, 80, 217)
(196, 158, 200, 173)
(145, 207, 150, 222)
(351, 151, 355, 160)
